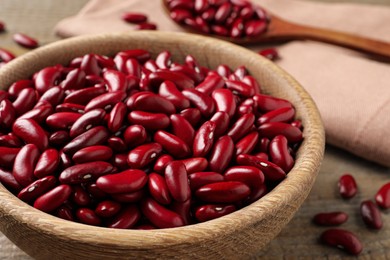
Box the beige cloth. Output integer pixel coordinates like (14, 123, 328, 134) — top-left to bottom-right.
(54, 0, 390, 167)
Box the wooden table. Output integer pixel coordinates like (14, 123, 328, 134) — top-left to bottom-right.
(1, 0, 389, 259)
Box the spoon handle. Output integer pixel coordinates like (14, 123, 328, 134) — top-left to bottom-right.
(268, 16, 390, 60)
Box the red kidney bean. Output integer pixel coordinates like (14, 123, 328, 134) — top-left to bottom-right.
(258, 122, 303, 143)
(149, 71, 194, 90)
(246, 183, 267, 203)
(258, 48, 279, 61)
(141, 198, 185, 228)
(56, 205, 74, 221)
(196, 181, 250, 203)
(135, 22, 157, 30)
(46, 112, 82, 130)
(181, 157, 208, 174)
(164, 161, 190, 202)
(375, 182, 390, 209)
(0, 168, 22, 193)
(195, 74, 225, 96)
(107, 205, 141, 229)
(193, 121, 216, 157)
(124, 58, 142, 77)
(128, 111, 170, 130)
(258, 137, 270, 153)
(236, 154, 286, 182)
(111, 189, 145, 203)
(170, 9, 193, 23)
(19, 101, 53, 123)
(208, 135, 234, 173)
(123, 124, 147, 148)
(195, 0, 209, 12)
(154, 130, 191, 159)
(155, 51, 172, 69)
(34, 149, 60, 178)
(95, 200, 121, 218)
(153, 154, 174, 174)
(111, 153, 129, 171)
(360, 200, 382, 230)
(253, 94, 292, 112)
(149, 173, 172, 205)
(182, 89, 215, 118)
(86, 183, 107, 200)
(201, 8, 216, 22)
(59, 161, 114, 184)
(211, 25, 229, 36)
(0, 48, 15, 63)
(80, 54, 101, 76)
(224, 166, 264, 191)
(245, 20, 267, 37)
(107, 102, 126, 133)
(158, 81, 190, 111)
(17, 176, 57, 203)
(0, 100, 16, 129)
(227, 113, 255, 142)
(230, 18, 245, 38)
(170, 199, 192, 225)
(102, 70, 128, 92)
(180, 108, 202, 127)
(107, 136, 126, 152)
(96, 169, 147, 194)
(64, 86, 106, 105)
(127, 142, 162, 169)
(269, 135, 294, 172)
(12, 119, 48, 152)
(170, 65, 204, 84)
(209, 111, 230, 138)
(76, 208, 102, 226)
(127, 92, 175, 115)
(34, 66, 62, 94)
(85, 91, 126, 112)
(214, 2, 232, 23)
(313, 212, 349, 226)
(34, 184, 72, 213)
(13, 33, 38, 49)
(211, 89, 236, 118)
(69, 109, 106, 138)
(338, 174, 357, 199)
(72, 145, 113, 164)
(115, 49, 151, 66)
(320, 229, 363, 255)
(122, 12, 148, 23)
(143, 60, 159, 73)
(170, 114, 195, 148)
(56, 103, 85, 113)
(257, 107, 295, 125)
(59, 149, 73, 169)
(242, 75, 261, 94)
(63, 126, 109, 155)
(225, 79, 255, 97)
(72, 186, 92, 206)
(0, 147, 21, 168)
(8, 80, 33, 99)
(38, 86, 64, 107)
(12, 88, 38, 116)
(0, 133, 23, 148)
(195, 204, 236, 222)
(49, 130, 70, 147)
(189, 172, 224, 191)
(60, 68, 86, 90)
(235, 131, 259, 155)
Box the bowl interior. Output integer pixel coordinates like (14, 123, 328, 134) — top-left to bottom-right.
(0, 31, 325, 258)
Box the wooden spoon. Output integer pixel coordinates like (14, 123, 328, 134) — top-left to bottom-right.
(162, 1, 390, 60)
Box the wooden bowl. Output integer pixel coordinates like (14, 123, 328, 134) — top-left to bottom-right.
(0, 31, 325, 259)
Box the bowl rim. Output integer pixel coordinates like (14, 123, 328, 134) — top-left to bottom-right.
(0, 31, 325, 249)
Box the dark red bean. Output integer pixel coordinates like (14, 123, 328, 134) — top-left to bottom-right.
(210, 111, 230, 138)
(34, 149, 60, 178)
(123, 125, 147, 148)
(7, 80, 33, 98)
(196, 181, 250, 203)
(34, 66, 62, 94)
(236, 154, 286, 182)
(12, 144, 40, 187)
(59, 161, 114, 184)
(0, 48, 16, 63)
(338, 174, 357, 199)
(19, 102, 53, 124)
(107, 205, 141, 229)
(320, 229, 363, 255)
(0, 147, 20, 168)
(80, 54, 101, 76)
(230, 18, 245, 38)
(0, 100, 16, 129)
(164, 161, 190, 202)
(141, 198, 185, 228)
(153, 155, 174, 174)
(195, 0, 209, 12)
(180, 108, 202, 127)
(63, 126, 109, 155)
(235, 131, 259, 155)
(149, 70, 194, 90)
(127, 143, 162, 169)
(13, 33, 39, 49)
(269, 135, 294, 172)
(195, 74, 225, 96)
(46, 112, 82, 130)
(95, 200, 121, 218)
(56, 206, 74, 221)
(69, 109, 106, 138)
(189, 172, 224, 191)
(212, 89, 236, 118)
(135, 22, 157, 30)
(127, 92, 175, 115)
(181, 157, 208, 173)
(208, 135, 234, 173)
(0, 168, 22, 193)
(227, 113, 255, 142)
(375, 182, 390, 209)
(72, 145, 113, 164)
(215, 2, 232, 23)
(103, 70, 129, 92)
(170, 114, 195, 148)
(124, 58, 142, 77)
(76, 208, 102, 226)
(13, 119, 49, 152)
(64, 85, 106, 105)
(245, 20, 267, 37)
(34, 184, 72, 213)
(257, 107, 295, 125)
(313, 212, 349, 226)
(128, 111, 170, 131)
(85, 91, 126, 112)
(360, 200, 382, 230)
(170, 65, 204, 84)
(107, 102, 127, 133)
(60, 68, 86, 90)
(154, 130, 191, 159)
(258, 122, 303, 143)
(158, 81, 191, 111)
(201, 8, 216, 22)
(111, 189, 145, 203)
(258, 48, 279, 61)
(56, 103, 85, 113)
(156, 51, 172, 69)
(72, 186, 92, 206)
(149, 173, 172, 205)
(49, 130, 70, 147)
(170, 9, 193, 23)
(96, 169, 147, 194)
(224, 166, 264, 190)
(253, 94, 292, 112)
(0, 133, 23, 148)
(182, 89, 215, 118)
(122, 12, 148, 24)
(193, 121, 216, 157)
(38, 86, 64, 107)
(195, 204, 236, 222)
(12, 88, 37, 116)
(170, 199, 192, 225)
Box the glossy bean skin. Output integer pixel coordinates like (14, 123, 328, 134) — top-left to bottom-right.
(181, 157, 208, 174)
(80, 54, 101, 76)
(179, 108, 202, 127)
(72, 186, 92, 206)
(127, 92, 175, 115)
(64, 85, 106, 105)
(0, 133, 22, 148)
(12, 88, 37, 116)
(227, 113, 255, 142)
(0, 48, 16, 63)
(257, 107, 295, 125)
(149, 173, 172, 205)
(360, 200, 383, 230)
(338, 174, 357, 199)
(374, 182, 390, 209)
(107, 102, 127, 133)
(236, 154, 286, 182)
(182, 89, 215, 118)
(68, 109, 106, 138)
(195, 74, 225, 96)
(96, 169, 147, 194)
(95, 200, 121, 218)
(127, 111, 170, 131)
(269, 135, 294, 172)
(210, 111, 230, 137)
(320, 229, 363, 255)
(49, 130, 70, 147)
(149, 71, 194, 90)
(34, 66, 61, 94)
(235, 131, 258, 155)
(258, 122, 303, 143)
(76, 208, 102, 226)
(123, 125, 147, 148)
(188, 172, 224, 191)
(12, 144, 40, 187)
(165, 161, 190, 202)
(195, 204, 236, 222)
(313, 212, 349, 226)
(60, 68, 86, 90)
(153, 155, 174, 174)
(0, 100, 16, 129)
(59, 161, 114, 184)
(56, 206, 74, 221)
(85, 91, 126, 112)
(19, 102, 53, 124)
(46, 112, 82, 130)
(33, 184, 72, 213)
(158, 81, 190, 111)
(0, 168, 22, 193)
(13, 33, 39, 49)
(111, 189, 145, 203)
(13, 119, 48, 151)
(196, 181, 250, 203)
(193, 121, 216, 157)
(224, 166, 264, 190)
(8, 80, 33, 98)
(63, 126, 109, 155)
(253, 94, 292, 112)
(17, 176, 57, 203)
(34, 149, 60, 178)
(72, 145, 113, 164)
(154, 130, 191, 159)
(170, 114, 195, 148)
(208, 135, 234, 173)
(141, 198, 185, 228)
(103, 70, 129, 92)
(127, 143, 162, 169)
(212, 89, 236, 118)
(38, 86, 64, 106)
(107, 205, 141, 229)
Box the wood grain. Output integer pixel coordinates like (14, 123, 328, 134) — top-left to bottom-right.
(0, 0, 389, 259)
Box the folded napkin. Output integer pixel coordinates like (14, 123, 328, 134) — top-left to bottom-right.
(54, 0, 390, 167)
